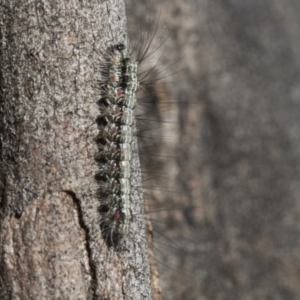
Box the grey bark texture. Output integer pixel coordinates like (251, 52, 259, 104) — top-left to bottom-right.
(125, 0, 300, 299)
(0, 0, 152, 299)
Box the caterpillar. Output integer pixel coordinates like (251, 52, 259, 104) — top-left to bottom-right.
(96, 43, 139, 244)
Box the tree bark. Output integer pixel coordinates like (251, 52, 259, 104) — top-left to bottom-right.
(0, 0, 152, 299)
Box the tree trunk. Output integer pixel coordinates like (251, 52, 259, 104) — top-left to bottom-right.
(0, 0, 152, 299)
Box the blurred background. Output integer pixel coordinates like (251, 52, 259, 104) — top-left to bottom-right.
(126, 0, 300, 299)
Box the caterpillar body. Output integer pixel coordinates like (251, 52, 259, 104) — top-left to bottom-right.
(96, 43, 140, 244)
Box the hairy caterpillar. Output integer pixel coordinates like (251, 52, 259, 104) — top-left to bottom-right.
(96, 43, 138, 244)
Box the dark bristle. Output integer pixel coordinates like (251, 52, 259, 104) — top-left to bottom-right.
(116, 43, 126, 51)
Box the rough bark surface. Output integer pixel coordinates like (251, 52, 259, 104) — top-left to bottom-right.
(125, 0, 300, 299)
(0, 0, 152, 299)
